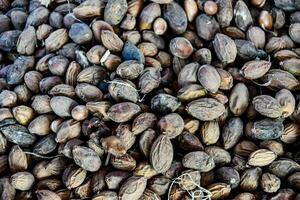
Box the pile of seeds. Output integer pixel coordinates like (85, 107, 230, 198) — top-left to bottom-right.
(1, 0, 300, 199)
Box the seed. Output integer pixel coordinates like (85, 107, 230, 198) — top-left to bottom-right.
(197, 64, 221, 93)
(72, 146, 101, 172)
(139, 3, 161, 31)
(119, 176, 147, 200)
(104, 0, 128, 25)
(259, 10, 273, 30)
(182, 151, 215, 172)
(150, 135, 173, 173)
(251, 0, 266, 7)
(169, 37, 193, 59)
(204, 1, 218, 16)
(10, 172, 35, 191)
(248, 149, 277, 167)
(260, 173, 281, 193)
(229, 83, 249, 116)
(240, 167, 262, 191)
(186, 98, 225, 121)
(71, 105, 89, 121)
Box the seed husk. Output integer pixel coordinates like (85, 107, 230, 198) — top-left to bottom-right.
(186, 98, 225, 121)
(72, 146, 101, 172)
(150, 135, 173, 173)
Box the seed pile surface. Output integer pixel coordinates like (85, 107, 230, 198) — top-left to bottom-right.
(1, 0, 300, 199)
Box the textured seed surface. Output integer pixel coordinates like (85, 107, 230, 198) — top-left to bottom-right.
(186, 98, 225, 121)
(1, 0, 300, 199)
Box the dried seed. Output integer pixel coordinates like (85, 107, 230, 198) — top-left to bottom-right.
(248, 149, 277, 167)
(150, 135, 173, 173)
(186, 98, 225, 121)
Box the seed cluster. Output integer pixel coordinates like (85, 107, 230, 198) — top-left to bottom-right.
(0, 0, 300, 199)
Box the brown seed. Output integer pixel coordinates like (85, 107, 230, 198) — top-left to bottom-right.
(229, 83, 249, 116)
(12, 105, 34, 125)
(260, 140, 284, 157)
(153, 18, 167, 35)
(234, 0, 253, 31)
(72, 146, 101, 172)
(56, 119, 81, 143)
(45, 29, 68, 52)
(17, 26, 36, 55)
(289, 23, 300, 43)
(184, 0, 198, 22)
(240, 167, 262, 191)
(111, 153, 136, 171)
(169, 37, 193, 59)
(197, 64, 221, 93)
(240, 60, 271, 80)
(101, 30, 124, 52)
(62, 165, 87, 189)
(208, 183, 231, 200)
(259, 10, 273, 30)
(281, 123, 300, 144)
(36, 190, 61, 200)
(150, 135, 173, 173)
(71, 105, 89, 121)
(222, 117, 244, 149)
(262, 69, 300, 91)
(246, 26, 266, 49)
(139, 3, 161, 30)
(119, 176, 147, 200)
(101, 136, 126, 157)
(248, 149, 277, 167)
(234, 140, 258, 157)
(134, 161, 158, 179)
(205, 146, 231, 165)
(204, 1, 218, 16)
(163, 2, 187, 34)
(50, 96, 78, 118)
(31, 95, 52, 114)
(213, 33, 237, 65)
(0, 90, 17, 107)
(200, 120, 220, 145)
(132, 113, 157, 135)
(287, 172, 300, 190)
(10, 172, 35, 191)
(186, 98, 225, 121)
(73, 0, 105, 20)
(9, 145, 28, 173)
(182, 151, 215, 172)
(260, 173, 281, 193)
(105, 171, 130, 190)
(107, 102, 141, 123)
(158, 113, 184, 138)
(252, 95, 282, 118)
(251, 0, 266, 7)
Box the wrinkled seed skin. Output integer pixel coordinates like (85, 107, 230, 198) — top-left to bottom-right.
(150, 135, 173, 173)
(104, 0, 128, 25)
(252, 95, 282, 118)
(250, 119, 284, 140)
(182, 151, 215, 172)
(240, 60, 271, 80)
(72, 146, 101, 172)
(119, 176, 147, 200)
(0, 0, 300, 199)
(186, 98, 225, 121)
